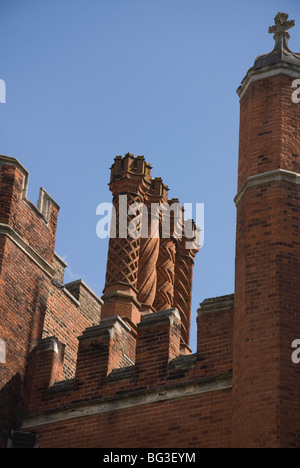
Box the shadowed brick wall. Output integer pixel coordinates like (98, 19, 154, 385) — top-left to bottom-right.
(0, 157, 102, 448)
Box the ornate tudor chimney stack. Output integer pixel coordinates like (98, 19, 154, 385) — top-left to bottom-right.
(101, 152, 199, 348)
(137, 177, 169, 315)
(174, 220, 200, 351)
(101, 153, 152, 325)
(233, 12, 300, 448)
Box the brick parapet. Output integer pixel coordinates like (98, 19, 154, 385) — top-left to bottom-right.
(197, 295, 234, 378)
(23, 306, 233, 423)
(0, 155, 59, 264)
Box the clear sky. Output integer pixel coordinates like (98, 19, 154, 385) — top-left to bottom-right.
(1, 0, 299, 351)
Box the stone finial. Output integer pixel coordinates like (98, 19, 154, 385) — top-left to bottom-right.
(269, 12, 295, 38)
(237, 11, 300, 97)
(269, 12, 295, 60)
(268, 12, 296, 55)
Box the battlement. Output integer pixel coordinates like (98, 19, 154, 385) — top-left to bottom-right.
(0, 155, 60, 264)
(24, 304, 233, 425)
(52, 252, 68, 283)
(197, 295, 234, 378)
(0, 155, 60, 218)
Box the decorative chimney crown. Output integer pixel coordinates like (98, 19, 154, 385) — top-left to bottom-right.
(110, 153, 152, 183)
(109, 153, 152, 198)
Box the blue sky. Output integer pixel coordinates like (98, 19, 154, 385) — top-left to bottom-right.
(1, 0, 299, 351)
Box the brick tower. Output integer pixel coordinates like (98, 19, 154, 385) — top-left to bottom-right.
(232, 12, 300, 447)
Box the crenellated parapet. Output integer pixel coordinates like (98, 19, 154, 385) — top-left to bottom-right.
(23, 303, 233, 428)
(0, 155, 60, 265)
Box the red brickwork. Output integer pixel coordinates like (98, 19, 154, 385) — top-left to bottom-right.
(22, 308, 233, 448)
(2, 13, 300, 449)
(237, 74, 300, 190)
(0, 158, 101, 447)
(27, 391, 232, 449)
(197, 296, 234, 378)
(174, 221, 200, 347)
(233, 73, 300, 447)
(137, 178, 168, 314)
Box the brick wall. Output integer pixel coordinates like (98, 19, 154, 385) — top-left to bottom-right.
(27, 390, 232, 448)
(43, 279, 102, 380)
(197, 295, 234, 378)
(0, 236, 50, 447)
(0, 157, 102, 447)
(22, 306, 233, 448)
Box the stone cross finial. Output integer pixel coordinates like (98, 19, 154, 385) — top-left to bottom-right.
(269, 12, 295, 38)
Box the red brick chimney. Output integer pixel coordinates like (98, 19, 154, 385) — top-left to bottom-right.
(174, 220, 200, 351)
(101, 153, 199, 347)
(137, 177, 168, 314)
(153, 198, 180, 313)
(101, 153, 152, 325)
